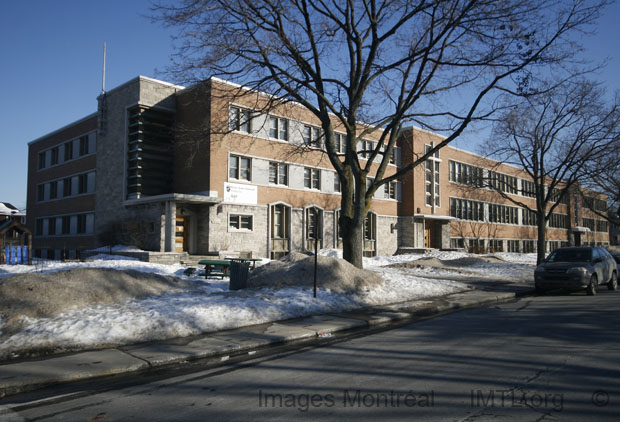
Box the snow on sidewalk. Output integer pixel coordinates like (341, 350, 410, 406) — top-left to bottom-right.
(0, 250, 535, 360)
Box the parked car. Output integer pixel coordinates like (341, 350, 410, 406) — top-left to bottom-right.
(534, 246, 618, 295)
(611, 251, 620, 267)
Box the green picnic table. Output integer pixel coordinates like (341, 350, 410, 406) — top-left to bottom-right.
(198, 259, 231, 278)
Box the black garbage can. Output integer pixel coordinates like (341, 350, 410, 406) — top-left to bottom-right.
(229, 260, 250, 290)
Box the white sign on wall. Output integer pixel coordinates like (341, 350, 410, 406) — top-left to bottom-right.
(224, 182, 257, 204)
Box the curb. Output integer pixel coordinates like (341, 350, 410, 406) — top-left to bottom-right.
(0, 287, 533, 398)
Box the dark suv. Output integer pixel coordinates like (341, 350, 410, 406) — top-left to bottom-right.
(534, 246, 618, 295)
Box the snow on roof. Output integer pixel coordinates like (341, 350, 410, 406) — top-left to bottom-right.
(0, 202, 25, 216)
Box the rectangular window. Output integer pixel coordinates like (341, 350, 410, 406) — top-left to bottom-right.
(79, 135, 89, 156)
(450, 198, 485, 221)
(507, 240, 520, 252)
(269, 117, 288, 141)
(63, 177, 72, 197)
(334, 133, 346, 154)
(449, 161, 484, 187)
(64, 140, 74, 161)
(303, 125, 322, 148)
(489, 203, 519, 225)
(229, 155, 251, 181)
(229, 106, 251, 133)
(62, 215, 71, 235)
(522, 208, 537, 226)
(596, 219, 609, 232)
(549, 213, 568, 229)
(384, 181, 397, 199)
(521, 179, 536, 198)
(229, 214, 253, 231)
(334, 174, 341, 193)
(489, 171, 518, 195)
(50, 180, 58, 200)
(77, 214, 87, 234)
(269, 162, 288, 185)
(304, 168, 321, 190)
(425, 144, 441, 207)
(38, 151, 46, 169)
(78, 173, 88, 194)
(50, 147, 59, 166)
(48, 217, 56, 236)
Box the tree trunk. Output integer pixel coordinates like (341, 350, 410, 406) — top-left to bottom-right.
(342, 219, 364, 269)
(536, 210, 547, 265)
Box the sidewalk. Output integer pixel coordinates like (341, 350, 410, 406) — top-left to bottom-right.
(0, 282, 534, 398)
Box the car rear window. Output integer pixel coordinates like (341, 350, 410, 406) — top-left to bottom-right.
(547, 249, 592, 263)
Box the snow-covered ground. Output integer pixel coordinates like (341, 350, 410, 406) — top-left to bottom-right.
(0, 250, 536, 360)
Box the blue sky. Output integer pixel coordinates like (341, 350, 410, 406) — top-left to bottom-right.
(1, 0, 619, 210)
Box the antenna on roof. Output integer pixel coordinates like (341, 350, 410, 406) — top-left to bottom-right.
(101, 42, 106, 95)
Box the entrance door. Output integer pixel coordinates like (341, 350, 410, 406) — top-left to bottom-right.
(175, 217, 187, 252)
(424, 223, 432, 248)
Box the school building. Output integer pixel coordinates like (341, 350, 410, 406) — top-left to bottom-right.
(26, 76, 610, 261)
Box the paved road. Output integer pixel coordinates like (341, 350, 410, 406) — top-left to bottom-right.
(2, 290, 619, 421)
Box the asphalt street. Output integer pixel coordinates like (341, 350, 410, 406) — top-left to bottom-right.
(2, 290, 619, 422)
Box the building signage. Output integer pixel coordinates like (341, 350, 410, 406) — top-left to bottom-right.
(224, 182, 257, 205)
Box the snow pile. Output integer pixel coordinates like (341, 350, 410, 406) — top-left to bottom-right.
(0, 249, 538, 361)
(247, 252, 384, 293)
(0, 268, 193, 336)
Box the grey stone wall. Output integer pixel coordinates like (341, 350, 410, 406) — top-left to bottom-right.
(95, 78, 178, 249)
(207, 204, 269, 257)
(377, 215, 398, 256)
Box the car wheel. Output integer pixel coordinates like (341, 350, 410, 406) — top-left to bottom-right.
(587, 275, 598, 296)
(608, 271, 618, 291)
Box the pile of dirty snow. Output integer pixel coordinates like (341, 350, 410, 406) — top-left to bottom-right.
(0, 268, 193, 335)
(247, 252, 385, 293)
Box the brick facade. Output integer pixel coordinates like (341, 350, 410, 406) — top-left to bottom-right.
(26, 76, 610, 260)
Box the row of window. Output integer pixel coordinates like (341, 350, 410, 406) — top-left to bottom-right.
(230, 154, 399, 200)
(583, 218, 609, 232)
(450, 197, 572, 229)
(449, 161, 484, 187)
(35, 213, 95, 237)
(37, 132, 96, 170)
(36, 171, 96, 202)
(583, 196, 607, 212)
(449, 238, 556, 253)
(489, 171, 518, 195)
(229, 106, 398, 163)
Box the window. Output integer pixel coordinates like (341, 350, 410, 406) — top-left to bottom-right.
(384, 181, 397, 199)
(450, 198, 485, 221)
(449, 161, 484, 187)
(507, 240, 520, 252)
(63, 177, 72, 197)
(550, 188, 568, 205)
(37, 184, 45, 202)
(489, 171, 518, 194)
(38, 151, 46, 169)
(269, 162, 288, 185)
(48, 217, 56, 236)
(229, 214, 253, 231)
(549, 213, 568, 229)
(303, 125, 322, 148)
(583, 218, 595, 231)
(521, 179, 536, 198)
(334, 174, 341, 193)
(79, 135, 89, 156)
(77, 214, 87, 234)
(522, 208, 537, 226)
(425, 144, 440, 207)
(77, 174, 88, 194)
(269, 116, 288, 141)
(62, 215, 71, 235)
(229, 106, 251, 133)
(50, 181, 58, 200)
(229, 155, 251, 181)
(596, 219, 609, 232)
(50, 147, 59, 166)
(489, 203, 519, 224)
(489, 239, 504, 252)
(360, 139, 376, 159)
(271, 204, 289, 239)
(450, 238, 465, 249)
(64, 140, 73, 161)
(304, 167, 321, 190)
(334, 133, 346, 154)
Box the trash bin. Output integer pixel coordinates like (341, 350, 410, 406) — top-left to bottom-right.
(229, 260, 250, 290)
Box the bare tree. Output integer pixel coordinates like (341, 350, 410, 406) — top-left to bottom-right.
(487, 80, 620, 264)
(155, 0, 607, 268)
